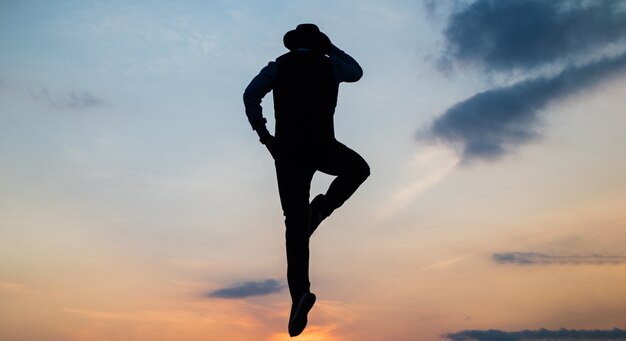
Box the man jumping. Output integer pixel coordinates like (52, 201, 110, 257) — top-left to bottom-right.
(243, 23, 370, 337)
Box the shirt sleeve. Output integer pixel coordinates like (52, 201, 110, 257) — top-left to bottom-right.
(243, 62, 277, 140)
(329, 45, 363, 83)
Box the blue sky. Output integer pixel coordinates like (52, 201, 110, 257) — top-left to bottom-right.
(2, 1, 626, 340)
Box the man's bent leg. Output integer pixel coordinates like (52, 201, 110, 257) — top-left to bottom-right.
(275, 159, 315, 302)
(316, 140, 370, 217)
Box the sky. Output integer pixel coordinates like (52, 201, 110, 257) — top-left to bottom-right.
(1, 0, 626, 340)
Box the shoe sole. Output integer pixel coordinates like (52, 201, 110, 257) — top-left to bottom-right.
(289, 293, 316, 337)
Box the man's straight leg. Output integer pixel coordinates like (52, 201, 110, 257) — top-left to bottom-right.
(275, 156, 315, 302)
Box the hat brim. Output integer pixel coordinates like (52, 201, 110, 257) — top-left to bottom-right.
(283, 29, 328, 51)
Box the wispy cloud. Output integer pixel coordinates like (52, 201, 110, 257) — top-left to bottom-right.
(421, 253, 473, 271)
(30, 86, 106, 110)
(377, 146, 459, 219)
(208, 279, 284, 299)
(492, 252, 626, 265)
(445, 328, 626, 340)
(424, 0, 626, 163)
(52, 2, 224, 76)
(0, 280, 29, 294)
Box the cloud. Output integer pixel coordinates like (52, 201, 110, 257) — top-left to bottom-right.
(65, 92, 105, 109)
(425, 51, 626, 162)
(492, 252, 626, 265)
(445, 328, 626, 340)
(425, 0, 626, 163)
(30, 86, 106, 110)
(208, 279, 284, 299)
(376, 146, 459, 219)
(421, 253, 473, 271)
(440, 0, 626, 72)
(0, 280, 29, 294)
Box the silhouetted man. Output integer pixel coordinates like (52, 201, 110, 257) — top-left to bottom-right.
(243, 23, 369, 337)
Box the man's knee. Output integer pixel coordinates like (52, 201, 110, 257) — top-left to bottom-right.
(356, 159, 370, 182)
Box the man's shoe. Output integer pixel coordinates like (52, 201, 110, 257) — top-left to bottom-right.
(308, 195, 327, 237)
(288, 292, 316, 337)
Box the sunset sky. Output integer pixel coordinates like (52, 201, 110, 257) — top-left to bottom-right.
(1, 1, 626, 340)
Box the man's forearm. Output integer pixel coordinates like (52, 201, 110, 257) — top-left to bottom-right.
(329, 45, 363, 83)
(243, 62, 277, 142)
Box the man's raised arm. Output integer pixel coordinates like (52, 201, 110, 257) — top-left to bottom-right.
(329, 45, 363, 83)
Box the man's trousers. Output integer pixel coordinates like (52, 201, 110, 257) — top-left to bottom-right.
(273, 138, 370, 302)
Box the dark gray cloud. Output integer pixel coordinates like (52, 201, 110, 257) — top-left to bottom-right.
(445, 328, 626, 341)
(208, 279, 284, 299)
(30, 86, 106, 110)
(441, 0, 626, 72)
(65, 92, 105, 109)
(425, 0, 626, 163)
(426, 51, 626, 162)
(493, 252, 626, 265)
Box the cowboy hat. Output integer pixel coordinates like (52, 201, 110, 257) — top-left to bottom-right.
(283, 23, 330, 52)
